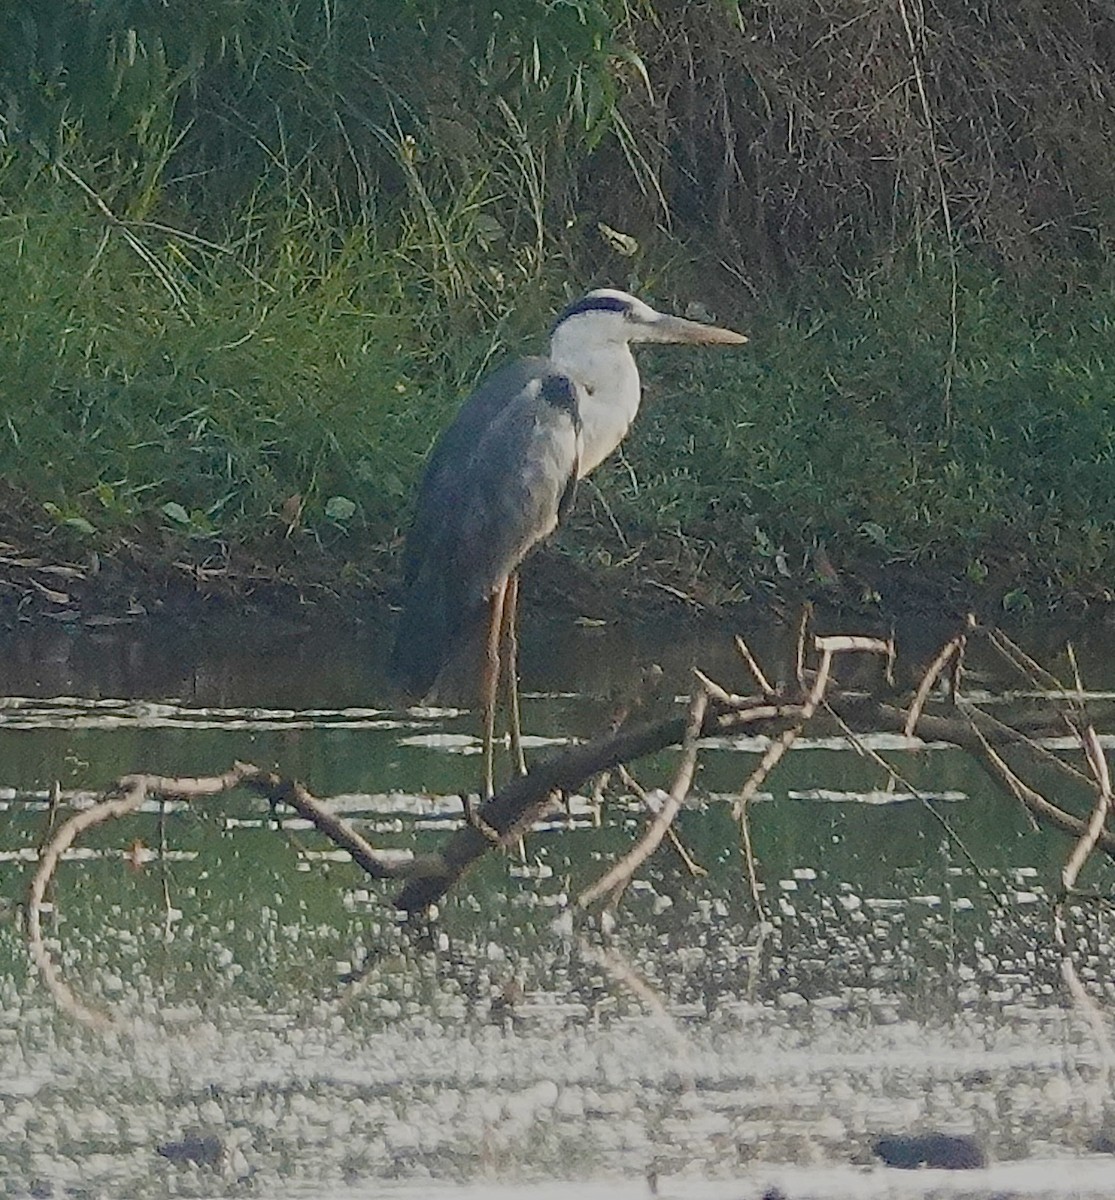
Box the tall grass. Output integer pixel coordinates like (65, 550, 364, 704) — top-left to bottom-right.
(0, 151, 562, 553)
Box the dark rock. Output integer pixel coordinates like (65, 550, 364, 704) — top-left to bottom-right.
(873, 1131, 986, 1170)
(156, 1132, 225, 1167)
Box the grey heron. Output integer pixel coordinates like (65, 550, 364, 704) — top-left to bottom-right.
(389, 288, 747, 796)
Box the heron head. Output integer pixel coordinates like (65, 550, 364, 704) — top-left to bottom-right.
(551, 288, 748, 350)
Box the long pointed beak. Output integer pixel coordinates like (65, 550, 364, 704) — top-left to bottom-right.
(643, 313, 748, 346)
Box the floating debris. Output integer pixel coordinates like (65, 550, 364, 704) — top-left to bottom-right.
(156, 1131, 224, 1167)
(873, 1131, 986, 1170)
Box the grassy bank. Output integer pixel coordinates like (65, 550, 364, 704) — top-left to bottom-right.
(1, 160, 1112, 618)
(585, 256, 1115, 614)
(1, 1, 1113, 620)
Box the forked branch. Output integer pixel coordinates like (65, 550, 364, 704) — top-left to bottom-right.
(26, 762, 408, 1029)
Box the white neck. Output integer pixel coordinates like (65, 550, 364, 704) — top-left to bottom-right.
(549, 334, 642, 478)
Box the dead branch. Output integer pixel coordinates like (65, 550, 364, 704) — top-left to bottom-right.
(931, 708, 1115, 854)
(735, 634, 775, 696)
(394, 697, 797, 912)
(27, 630, 1115, 942)
(579, 689, 708, 908)
(396, 686, 1089, 907)
(27, 764, 260, 1030)
(26, 762, 408, 1028)
(244, 769, 410, 880)
(394, 673, 1113, 913)
(904, 627, 965, 736)
(615, 765, 707, 878)
(1062, 725, 1112, 888)
(735, 634, 884, 810)
(397, 636, 899, 913)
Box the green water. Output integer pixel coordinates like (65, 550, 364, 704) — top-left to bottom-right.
(1, 616, 1114, 1199)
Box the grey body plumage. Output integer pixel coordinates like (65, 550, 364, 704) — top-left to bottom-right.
(390, 365, 579, 695)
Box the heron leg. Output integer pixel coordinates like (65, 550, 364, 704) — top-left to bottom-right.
(497, 570, 529, 860)
(502, 572, 527, 778)
(481, 577, 508, 804)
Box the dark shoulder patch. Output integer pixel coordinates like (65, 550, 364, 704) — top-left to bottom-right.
(539, 374, 580, 427)
(552, 294, 630, 328)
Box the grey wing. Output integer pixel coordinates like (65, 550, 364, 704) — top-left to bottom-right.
(402, 356, 552, 586)
(389, 370, 579, 697)
(449, 377, 581, 609)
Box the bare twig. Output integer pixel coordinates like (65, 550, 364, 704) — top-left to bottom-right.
(967, 726, 1115, 847)
(1063, 725, 1112, 888)
(735, 634, 775, 696)
(735, 636, 888, 811)
(615, 765, 707, 878)
(579, 689, 708, 908)
(27, 763, 409, 1029)
(693, 669, 742, 707)
(732, 637, 891, 919)
(905, 631, 963, 736)
(825, 701, 1002, 903)
(983, 626, 1077, 701)
(245, 770, 411, 880)
(28, 764, 260, 1030)
(737, 793, 766, 919)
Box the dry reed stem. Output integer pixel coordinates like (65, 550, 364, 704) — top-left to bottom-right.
(55, 160, 191, 313)
(897, 0, 959, 424)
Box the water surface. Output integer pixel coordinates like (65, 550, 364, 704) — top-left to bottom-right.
(2, 615, 1115, 1199)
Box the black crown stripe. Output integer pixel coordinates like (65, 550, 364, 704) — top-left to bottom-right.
(553, 294, 630, 328)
